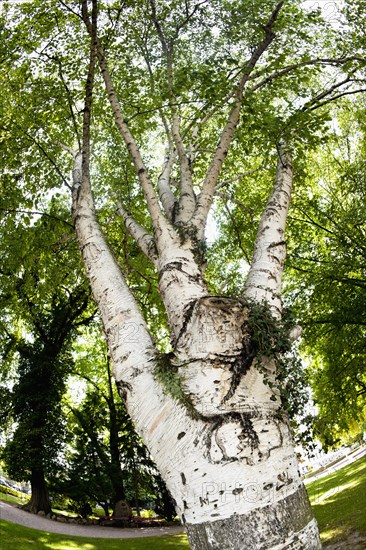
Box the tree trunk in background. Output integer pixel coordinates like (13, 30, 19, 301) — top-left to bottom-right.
(100, 501, 109, 516)
(133, 466, 141, 517)
(110, 463, 126, 516)
(107, 360, 127, 515)
(22, 467, 51, 515)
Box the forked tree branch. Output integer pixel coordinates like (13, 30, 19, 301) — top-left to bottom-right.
(215, 166, 266, 190)
(149, 0, 196, 224)
(192, 1, 284, 239)
(187, 56, 365, 158)
(56, 141, 77, 156)
(302, 73, 357, 110)
(81, 2, 169, 236)
(250, 56, 366, 92)
(307, 87, 366, 111)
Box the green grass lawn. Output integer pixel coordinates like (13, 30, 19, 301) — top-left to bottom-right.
(307, 454, 366, 546)
(1, 455, 364, 549)
(0, 520, 189, 550)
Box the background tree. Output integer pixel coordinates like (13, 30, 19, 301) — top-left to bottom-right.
(59, 330, 176, 518)
(3, 340, 73, 515)
(287, 98, 366, 449)
(1, 0, 366, 548)
(65, 360, 132, 517)
(0, 206, 93, 514)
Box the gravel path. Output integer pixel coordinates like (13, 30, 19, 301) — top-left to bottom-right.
(0, 500, 185, 539)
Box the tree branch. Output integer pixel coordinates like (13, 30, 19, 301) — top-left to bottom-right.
(149, 0, 196, 224)
(59, 0, 83, 20)
(289, 208, 334, 235)
(81, 4, 168, 235)
(73, 370, 110, 403)
(305, 318, 366, 327)
(243, 142, 293, 316)
(215, 166, 266, 191)
(216, 191, 255, 216)
(192, 1, 284, 239)
(221, 200, 251, 263)
(302, 74, 357, 111)
(116, 202, 158, 264)
(174, 0, 209, 39)
(55, 56, 82, 148)
(56, 141, 77, 156)
(250, 56, 366, 92)
(157, 149, 178, 220)
(307, 87, 366, 111)
(21, 132, 72, 190)
(0, 208, 74, 228)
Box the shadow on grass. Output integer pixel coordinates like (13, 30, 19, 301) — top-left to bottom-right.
(307, 456, 366, 546)
(0, 520, 189, 550)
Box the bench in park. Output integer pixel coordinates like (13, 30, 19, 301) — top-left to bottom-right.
(131, 515, 165, 527)
(98, 516, 131, 527)
(98, 515, 165, 527)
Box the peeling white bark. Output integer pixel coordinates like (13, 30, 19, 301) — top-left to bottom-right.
(73, 223, 320, 550)
(243, 144, 293, 316)
(118, 292, 319, 549)
(93, 39, 173, 239)
(171, 111, 196, 225)
(73, 143, 320, 548)
(156, 239, 207, 341)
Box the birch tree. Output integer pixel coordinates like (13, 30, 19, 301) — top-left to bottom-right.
(2, 0, 366, 547)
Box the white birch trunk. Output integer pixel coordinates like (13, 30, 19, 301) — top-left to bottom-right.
(72, 147, 321, 549)
(75, 5, 320, 544)
(243, 143, 293, 316)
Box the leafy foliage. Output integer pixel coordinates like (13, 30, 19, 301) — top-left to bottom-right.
(2, 343, 72, 482)
(0, 0, 365, 490)
(0, 202, 93, 513)
(286, 99, 366, 448)
(57, 329, 176, 517)
(245, 300, 314, 446)
(0, 484, 27, 500)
